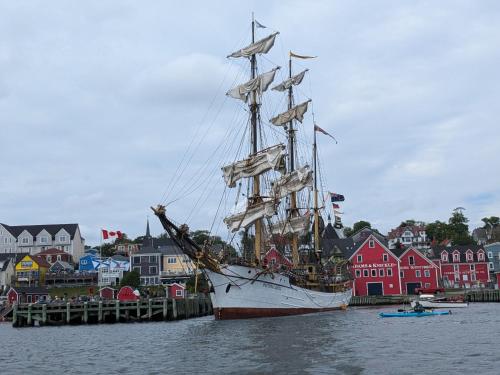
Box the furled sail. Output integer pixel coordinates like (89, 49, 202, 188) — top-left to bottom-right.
(271, 215, 310, 235)
(226, 67, 280, 102)
(271, 165, 313, 199)
(224, 199, 276, 232)
(222, 144, 286, 188)
(270, 100, 312, 126)
(228, 32, 279, 58)
(271, 69, 308, 92)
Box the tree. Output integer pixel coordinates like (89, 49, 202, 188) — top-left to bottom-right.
(400, 219, 416, 227)
(343, 226, 353, 237)
(425, 221, 449, 243)
(482, 216, 500, 228)
(352, 221, 371, 233)
(120, 270, 140, 288)
(448, 210, 474, 245)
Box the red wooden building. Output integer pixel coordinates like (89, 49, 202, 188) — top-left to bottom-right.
(117, 286, 139, 301)
(263, 247, 293, 270)
(432, 246, 490, 288)
(349, 235, 401, 296)
(99, 286, 115, 300)
(168, 283, 186, 299)
(7, 286, 49, 304)
(396, 247, 440, 294)
(36, 248, 73, 265)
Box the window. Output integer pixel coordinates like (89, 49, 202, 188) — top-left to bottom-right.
(488, 252, 493, 259)
(383, 254, 388, 262)
(167, 257, 177, 264)
(453, 253, 460, 262)
(355, 270, 361, 278)
(48, 256, 52, 263)
(489, 262, 494, 270)
(149, 266, 157, 274)
(149, 255, 157, 263)
(357, 255, 362, 263)
(133, 257, 140, 264)
(371, 269, 377, 277)
(400, 271, 404, 278)
(471, 273, 476, 281)
(369, 240, 375, 248)
(454, 274, 460, 282)
(453, 264, 459, 271)
(387, 269, 393, 277)
(59, 235, 67, 242)
(415, 270, 421, 278)
(466, 252, 473, 261)
(175, 289, 183, 297)
(425, 283, 430, 288)
(27, 295, 32, 303)
(463, 274, 468, 281)
(363, 269, 369, 277)
(22, 237, 29, 244)
(478, 252, 485, 261)
(424, 270, 430, 277)
(470, 264, 475, 271)
(57, 255, 61, 261)
(441, 253, 448, 262)
(379, 269, 384, 277)
(409, 256, 415, 265)
(40, 236, 48, 244)
(81, 259, 87, 265)
(118, 245, 125, 251)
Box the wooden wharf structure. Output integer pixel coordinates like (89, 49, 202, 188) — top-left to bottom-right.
(349, 295, 411, 306)
(465, 289, 500, 302)
(11, 296, 212, 327)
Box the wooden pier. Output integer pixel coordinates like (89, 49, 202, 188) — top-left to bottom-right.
(465, 289, 500, 302)
(11, 296, 212, 327)
(349, 295, 411, 306)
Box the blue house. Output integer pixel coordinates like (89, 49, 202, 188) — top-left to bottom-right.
(79, 254, 101, 272)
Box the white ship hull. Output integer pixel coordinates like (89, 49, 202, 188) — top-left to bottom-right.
(206, 265, 352, 319)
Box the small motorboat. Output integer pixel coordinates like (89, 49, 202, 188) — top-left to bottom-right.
(379, 310, 451, 318)
(411, 294, 468, 309)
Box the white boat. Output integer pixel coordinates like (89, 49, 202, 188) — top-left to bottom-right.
(207, 265, 351, 319)
(411, 295, 468, 309)
(152, 16, 352, 320)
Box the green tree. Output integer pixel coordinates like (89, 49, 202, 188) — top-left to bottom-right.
(425, 221, 450, 243)
(352, 221, 371, 233)
(400, 219, 416, 227)
(343, 226, 353, 237)
(120, 270, 140, 288)
(448, 210, 474, 245)
(482, 216, 500, 228)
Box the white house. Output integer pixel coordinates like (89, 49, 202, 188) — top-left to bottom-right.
(0, 223, 85, 261)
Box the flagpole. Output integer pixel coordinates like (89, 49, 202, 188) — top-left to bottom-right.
(313, 125, 320, 260)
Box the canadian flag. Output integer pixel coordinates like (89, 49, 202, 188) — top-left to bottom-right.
(102, 229, 123, 240)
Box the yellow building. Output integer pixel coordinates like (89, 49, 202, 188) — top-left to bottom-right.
(15, 255, 50, 287)
(160, 247, 194, 282)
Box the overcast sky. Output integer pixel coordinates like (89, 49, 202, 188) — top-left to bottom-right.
(1, 1, 499, 246)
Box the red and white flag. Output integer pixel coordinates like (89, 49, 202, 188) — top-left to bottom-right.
(314, 124, 337, 143)
(102, 229, 123, 240)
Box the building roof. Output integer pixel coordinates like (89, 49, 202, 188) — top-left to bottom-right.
(111, 255, 129, 261)
(36, 248, 68, 256)
(0, 223, 79, 239)
(323, 222, 340, 240)
(0, 256, 13, 271)
(387, 224, 426, 240)
(431, 245, 488, 262)
(9, 286, 49, 294)
(350, 227, 387, 245)
(49, 260, 74, 271)
(322, 238, 356, 259)
(29, 255, 52, 268)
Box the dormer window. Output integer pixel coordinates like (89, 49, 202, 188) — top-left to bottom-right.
(59, 235, 67, 243)
(466, 251, 473, 262)
(368, 240, 375, 248)
(40, 236, 48, 244)
(22, 237, 29, 244)
(453, 252, 460, 262)
(441, 252, 448, 262)
(478, 252, 485, 262)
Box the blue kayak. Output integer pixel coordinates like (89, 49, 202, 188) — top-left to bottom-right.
(380, 311, 450, 318)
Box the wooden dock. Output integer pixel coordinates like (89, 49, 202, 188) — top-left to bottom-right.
(465, 289, 500, 302)
(12, 296, 212, 327)
(349, 295, 411, 306)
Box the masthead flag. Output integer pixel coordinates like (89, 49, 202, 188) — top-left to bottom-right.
(330, 193, 345, 202)
(290, 51, 317, 59)
(314, 125, 337, 143)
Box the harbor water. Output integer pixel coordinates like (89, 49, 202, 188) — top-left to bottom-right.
(1, 303, 499, 374)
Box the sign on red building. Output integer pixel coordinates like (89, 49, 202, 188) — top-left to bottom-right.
(349, 235, 401, 296)
(398, 247, 440, 294)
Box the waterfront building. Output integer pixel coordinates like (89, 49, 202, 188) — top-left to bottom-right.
(14, 255, 50, 287)
(79, 254, 101, 272)
(348, 234, 401, 296)
(36, 247, 73, 265)
(160, 244, 194, 284)
(431, 245, 490, 288)
(387, 223, 428, 250)
(167, 283, 186, 299)
(0, 223, 85, 261)
(393, 246, 440, 294)
(263, 247, 293, 269)
(99, 286, 116, 300)
(484, 242, 500, 275)
(114, 242, 140, 256)
(7, 286, 49, 304)
(48, 260, 74, 273)
(131, 246, 162, 285)
(0, 254, 16, 292)
(117, 286, 139, 301)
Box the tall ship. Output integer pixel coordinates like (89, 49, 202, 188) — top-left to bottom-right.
(153, 17, 352, 319)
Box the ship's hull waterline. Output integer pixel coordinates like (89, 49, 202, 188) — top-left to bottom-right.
(206, 265, 352, 320)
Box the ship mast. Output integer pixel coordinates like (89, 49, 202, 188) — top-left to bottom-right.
(287, 54, 299, 267)
(313, 127, 321, 259)
(250, 14, 262, 264)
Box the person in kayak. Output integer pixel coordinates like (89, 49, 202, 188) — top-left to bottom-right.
(413, 302, 425, 313)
